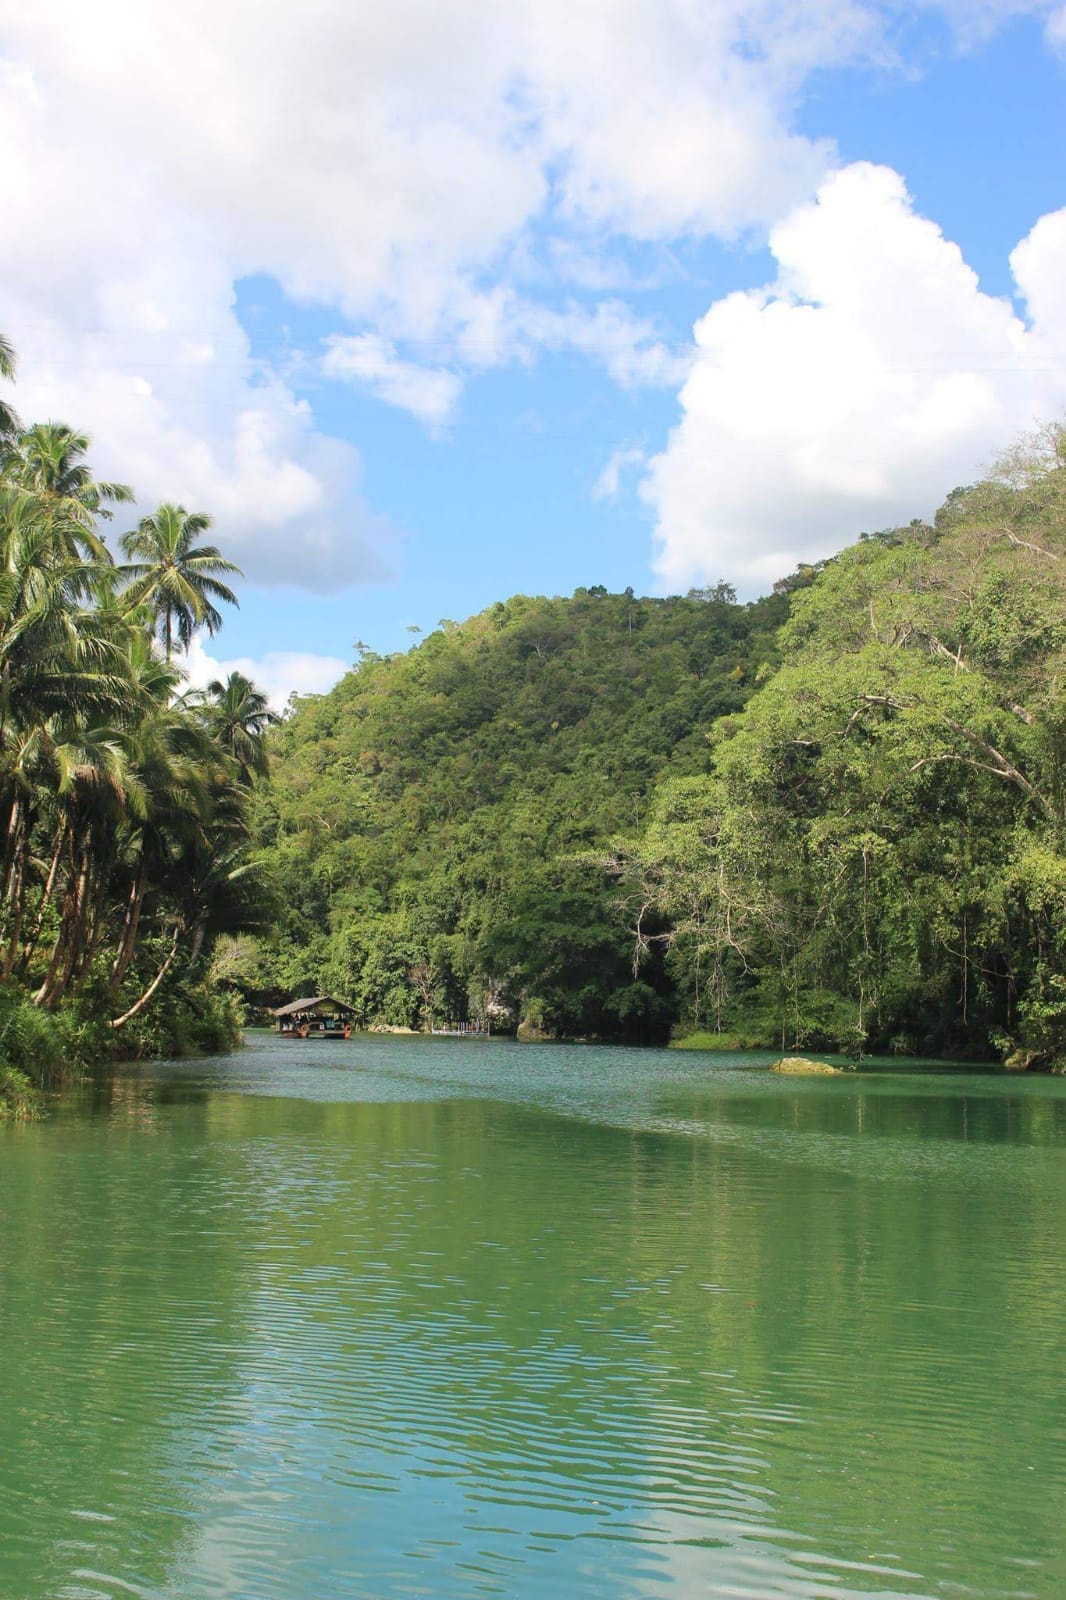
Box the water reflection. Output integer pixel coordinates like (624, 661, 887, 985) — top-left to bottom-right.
(2, 1042, 1065, 1598)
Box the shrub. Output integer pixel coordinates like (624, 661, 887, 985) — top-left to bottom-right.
(0, 1064, 42, 1120)
(0, 985, 87, 1089)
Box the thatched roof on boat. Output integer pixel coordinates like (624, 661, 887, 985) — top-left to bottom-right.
(273, 995, 355, 1017)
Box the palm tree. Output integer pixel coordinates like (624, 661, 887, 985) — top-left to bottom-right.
(0, 339, 274, 1040)
(198, 671, 278, 783)
(0, 497, 133, 738)
(0, 468, 138, 984)
(120, 504, 242, 659)
(31, 723, 136, 1006)
(1, 422, 131, 561)
(0, 335, 19, 439)
(102, 663, 220, 1005)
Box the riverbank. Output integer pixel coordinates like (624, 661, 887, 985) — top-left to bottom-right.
(669, 1028, 1058, 1071)
(0, 980, 244, 1119)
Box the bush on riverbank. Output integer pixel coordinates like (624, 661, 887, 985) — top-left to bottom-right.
(0, 985, 95, 1084)
(770, 1056, 842, 1075)
(0, 1065, 42, 1120)
(115, 983, 244, 1060)
(0, 978, 244, 1119)
(0, 987, 93, 1117)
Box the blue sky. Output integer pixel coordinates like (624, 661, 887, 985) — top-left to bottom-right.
(1, 2, 1064, 701)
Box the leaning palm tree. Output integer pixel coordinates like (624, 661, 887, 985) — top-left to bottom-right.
(120, 504, 242, 660)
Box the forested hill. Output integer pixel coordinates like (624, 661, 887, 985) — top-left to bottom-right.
(245, 426, 1066, 1068)
(241, 584, 790, 1038)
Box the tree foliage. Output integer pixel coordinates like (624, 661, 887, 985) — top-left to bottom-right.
(120, 504, 240, 659)
(637, 426, 1066, 1064)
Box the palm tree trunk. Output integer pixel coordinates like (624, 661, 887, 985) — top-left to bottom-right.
(0, 792, 23, 916)
(0, 801, 23, 957)
(56, 844, 93, 1001)
(72, 868, 107, 989)
(107, 868, 146, 999)
(33, 841, 75, 1006)
(35, 840, 89, 1007)
(34, 916, 69, 1007)
(185, 919, 207, 971)
(109, 923, 183, 1029)
(20, 824, 66, 975)
(2, 853, 26, 978)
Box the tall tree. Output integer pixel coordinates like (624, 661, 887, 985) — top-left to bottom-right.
(0, 334, 19, 439)
(121, 504, 241, 659)
(198, 672, 278, 784)
(635, 429, 1066, 1062)
(1, 422, 131, 562)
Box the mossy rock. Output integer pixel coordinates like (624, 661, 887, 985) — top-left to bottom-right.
(770, 1056, 841, 1075)
(516, 1020, 557, 1042)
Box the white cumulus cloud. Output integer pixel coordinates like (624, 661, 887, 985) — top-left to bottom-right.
(322, 336, 463, 430)
(645, 163, 1066, 591)
(183, 638, 349, 712)
(593, 445, 646, 502)
(432, 288, 690, 388)
(0, 52, 390, 589)
(0, 1, 1061, 593)
(514, 301, 692, 388)
(0, 0, 862, 589)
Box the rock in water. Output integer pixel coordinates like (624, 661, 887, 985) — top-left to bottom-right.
(770, 1056, 841, 1075)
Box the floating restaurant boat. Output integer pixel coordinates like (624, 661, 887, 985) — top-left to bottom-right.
(274, 996, 355, 1039)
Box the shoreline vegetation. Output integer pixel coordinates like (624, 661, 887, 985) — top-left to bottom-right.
(0, 336, 273, 1118)
(3, 320, 1065, 1114)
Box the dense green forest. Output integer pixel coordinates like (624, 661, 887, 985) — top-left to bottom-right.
(0, 337, 273, 1116)
(638, 431, 1066, 1066)
(243, 427, 1066, 1069)
(237, 583, 790, 1040)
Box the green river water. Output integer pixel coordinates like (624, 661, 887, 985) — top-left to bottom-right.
(2, 1033, 1065, 1599)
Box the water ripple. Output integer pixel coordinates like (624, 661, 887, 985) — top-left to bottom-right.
(2, 1038, 1065, 1598)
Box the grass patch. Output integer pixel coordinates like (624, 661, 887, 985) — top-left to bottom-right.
(670, 1030, 769, 1051)
(0, 977, 243, 1119)
(0, 985, 89, 1091)
(0, 1064, 43, 1120)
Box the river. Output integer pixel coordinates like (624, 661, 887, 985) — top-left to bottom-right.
(2, 1032, 1065, 1599)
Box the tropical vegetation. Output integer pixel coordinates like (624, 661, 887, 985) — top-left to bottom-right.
(636, 430, 1066, 1067)
(0, 338, 273, 1115)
